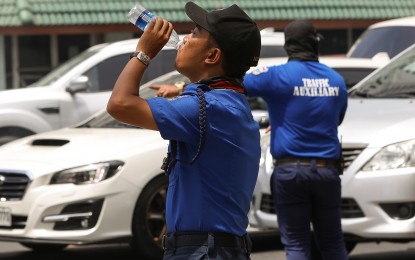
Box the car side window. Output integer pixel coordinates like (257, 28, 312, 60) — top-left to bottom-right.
(141, 49, 177, 83)
(83, 54, 128, 92)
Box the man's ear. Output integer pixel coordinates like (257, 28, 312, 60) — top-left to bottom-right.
(205, 48, 222, 64)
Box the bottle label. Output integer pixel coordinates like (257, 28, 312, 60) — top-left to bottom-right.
(135, 9, 155, 30)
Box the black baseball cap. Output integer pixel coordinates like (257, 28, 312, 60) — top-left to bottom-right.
(185, 1, 261, 67)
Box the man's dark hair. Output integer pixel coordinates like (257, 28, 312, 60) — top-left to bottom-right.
(221, 57, 250, 80)
(206, 34, 248, 80)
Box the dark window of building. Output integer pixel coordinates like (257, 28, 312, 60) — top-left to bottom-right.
(5, 36, 12, 89)
(58, 35, 90, 63)
(19, 35, 51, 86)
(319, 29, 348, 55)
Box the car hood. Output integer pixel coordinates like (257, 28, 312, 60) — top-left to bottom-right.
(339, 98, 415, 147)
(0, 128, 168, 172)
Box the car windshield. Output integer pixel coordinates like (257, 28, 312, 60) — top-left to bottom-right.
(347, 27, 415, 59)
(349, 44, 415, 98)
(30, 47, 102, 87)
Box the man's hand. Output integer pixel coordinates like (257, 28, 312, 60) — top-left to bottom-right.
(136, 17, 174, 59)
(149, 84, 181, 98)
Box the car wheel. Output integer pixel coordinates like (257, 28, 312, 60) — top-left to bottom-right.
(130, 174, 168, 258)
(19, 242, 67, 252)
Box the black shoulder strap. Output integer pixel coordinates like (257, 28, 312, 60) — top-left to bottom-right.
(161, 86, 208, 175)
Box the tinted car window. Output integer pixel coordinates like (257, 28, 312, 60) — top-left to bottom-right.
(82, 49, 178, 93)
(84, 54, 128, 92)
(348, 27, 415, 59)
(141, 49, 177, 83)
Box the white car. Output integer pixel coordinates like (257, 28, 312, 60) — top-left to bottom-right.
(0, 38, 180, 146)
(0, 32, 286, 146)
(250, 43, 415, 254)
(0, 74, 172, 258)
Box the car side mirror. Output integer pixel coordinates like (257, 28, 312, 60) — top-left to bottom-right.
(66, 75, 89, 94)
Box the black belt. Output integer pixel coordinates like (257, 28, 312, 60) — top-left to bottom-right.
(273, 157, 338, 167)
(162, 232, 248, 250)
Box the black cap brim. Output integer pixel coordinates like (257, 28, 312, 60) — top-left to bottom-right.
(185, 2, 211, 33)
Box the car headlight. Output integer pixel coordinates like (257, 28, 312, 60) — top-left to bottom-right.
(50, 160, 124, 185)
(362, 139, 415, 171)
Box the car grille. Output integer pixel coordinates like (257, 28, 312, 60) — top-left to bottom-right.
(341, 198, 365, 218)
(342, 143, 367, 169)
(260, 194, 365, 218)
(0, 171, 31, 201)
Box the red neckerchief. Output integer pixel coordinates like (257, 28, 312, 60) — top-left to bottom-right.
(198, 76, 246, 95)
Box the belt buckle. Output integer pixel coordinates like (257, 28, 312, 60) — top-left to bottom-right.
(162, 234, 167, 250)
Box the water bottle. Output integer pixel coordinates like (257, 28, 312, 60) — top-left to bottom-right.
(128, 4, 181, 49)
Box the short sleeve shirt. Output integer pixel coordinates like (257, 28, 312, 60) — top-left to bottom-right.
(244, 61, 348, 159)
(147, 83, 261, 236)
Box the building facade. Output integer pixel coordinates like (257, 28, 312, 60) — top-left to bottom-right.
(1, 0, 414, 90)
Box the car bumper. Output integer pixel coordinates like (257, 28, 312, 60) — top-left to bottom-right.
(250, 159, 415, 242)
(0, 167, 140, 244)
(341, 168, 415, 241)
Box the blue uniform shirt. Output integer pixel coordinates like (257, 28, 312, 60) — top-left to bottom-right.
(244, 60, 348, 159)
(147, 83, 261, 236)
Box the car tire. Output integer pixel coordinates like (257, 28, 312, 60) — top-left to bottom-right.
(19, 242, 67, 252)
(130, 174, 168, 258)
